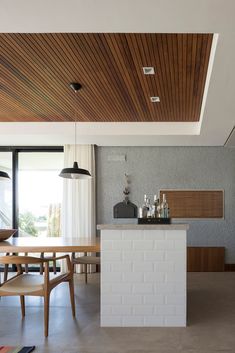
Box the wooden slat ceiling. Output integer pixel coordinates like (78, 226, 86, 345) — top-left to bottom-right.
(0, 33, 213, 122)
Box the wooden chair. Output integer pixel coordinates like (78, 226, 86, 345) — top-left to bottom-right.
(0, 254, 75, 337)
(72, 252, 100, 283)
(3, 252, 11, 281)
(40, 252, 57, 275)
(0, 253, 10, 295)
(0, 253, 13, 291)
(2, 252, 57, 279)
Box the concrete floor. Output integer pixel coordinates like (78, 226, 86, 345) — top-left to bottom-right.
(0, 272, 235, 353)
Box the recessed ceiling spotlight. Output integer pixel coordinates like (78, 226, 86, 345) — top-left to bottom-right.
(143, 67, 155, 75)
(150, 96, 160, 103)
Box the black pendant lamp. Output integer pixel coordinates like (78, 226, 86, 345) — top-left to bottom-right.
(59, 83, 92, 180)
(0, 171, 10, 180)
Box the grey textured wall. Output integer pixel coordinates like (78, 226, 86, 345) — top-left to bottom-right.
(96, 147, 235, 263)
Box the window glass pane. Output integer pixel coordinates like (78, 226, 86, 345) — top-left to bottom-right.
(0, 152, 12, 229)
(18, 152, 63, 237)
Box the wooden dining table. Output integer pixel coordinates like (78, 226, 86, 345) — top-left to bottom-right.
(0, 236, 100, 253)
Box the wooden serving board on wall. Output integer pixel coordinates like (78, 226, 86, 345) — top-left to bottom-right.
(160, 190, 224, 218)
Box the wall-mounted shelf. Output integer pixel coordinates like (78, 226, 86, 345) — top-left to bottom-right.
(160, 190, 224, 219)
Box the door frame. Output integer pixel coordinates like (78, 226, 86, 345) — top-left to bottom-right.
(0, 146, 63, 235)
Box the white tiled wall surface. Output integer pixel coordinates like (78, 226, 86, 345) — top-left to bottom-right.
(101, 229, 186, 327)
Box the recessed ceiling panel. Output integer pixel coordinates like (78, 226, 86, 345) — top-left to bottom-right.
(0, 33, 213, 122)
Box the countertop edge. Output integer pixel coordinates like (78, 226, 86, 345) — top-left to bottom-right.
(97, 224, 189, 230)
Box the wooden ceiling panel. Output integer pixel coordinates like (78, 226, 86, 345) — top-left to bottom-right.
(0, 33, 213, 122)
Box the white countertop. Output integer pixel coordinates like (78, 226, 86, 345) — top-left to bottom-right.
(97, 223, 189, 230)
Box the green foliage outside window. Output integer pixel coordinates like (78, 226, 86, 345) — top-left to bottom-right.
(19, 211, 38, 237)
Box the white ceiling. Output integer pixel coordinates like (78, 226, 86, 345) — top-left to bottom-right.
(0, 0, 235, 147)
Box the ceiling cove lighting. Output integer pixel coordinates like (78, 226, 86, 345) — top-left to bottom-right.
(0, 171, 10, 180)
(59, 83, 92, 180)
(150, 96, 160, 103)
(143, 67, 155, 75)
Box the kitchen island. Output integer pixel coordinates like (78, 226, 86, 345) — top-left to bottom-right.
(97, 223, 189, 327)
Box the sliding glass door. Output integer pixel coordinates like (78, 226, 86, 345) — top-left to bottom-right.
(0, 152, 12, 229)
(18, 152, 63, 237)
(0, 147, 63, 236)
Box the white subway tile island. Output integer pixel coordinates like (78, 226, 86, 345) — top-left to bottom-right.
(97, 224, 189, 327)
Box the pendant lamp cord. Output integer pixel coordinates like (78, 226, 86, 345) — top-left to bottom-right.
(74, 90, 77, 163)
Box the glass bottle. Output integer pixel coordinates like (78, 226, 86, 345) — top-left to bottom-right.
(161, 193, 169, 218)
(146, 197, 152, 218)
(153, 195, 160, 218)
(141, 194, 148, 218)
(157, 198, 161, 218)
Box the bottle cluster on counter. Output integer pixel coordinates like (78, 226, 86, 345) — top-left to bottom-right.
(138, 193, 170, 224)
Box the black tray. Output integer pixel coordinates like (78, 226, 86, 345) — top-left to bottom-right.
(138, 218, 171, 224)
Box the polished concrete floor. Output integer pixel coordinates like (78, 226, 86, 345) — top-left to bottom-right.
(0, 272, 235, 353)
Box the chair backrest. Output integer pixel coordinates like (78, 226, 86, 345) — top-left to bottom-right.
(0, 255, 44, 265)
